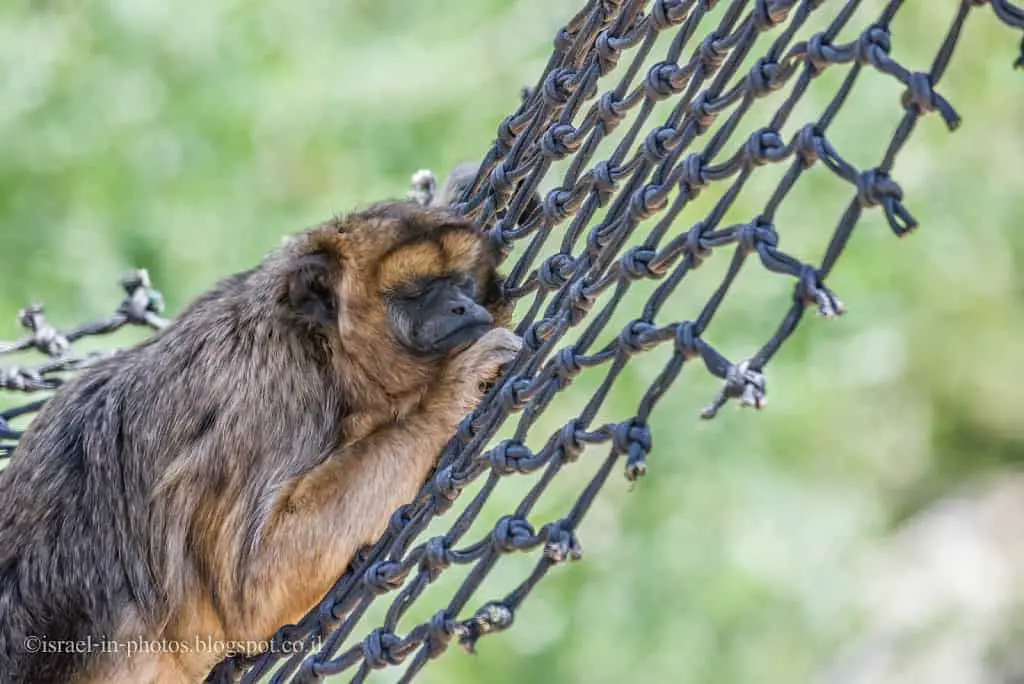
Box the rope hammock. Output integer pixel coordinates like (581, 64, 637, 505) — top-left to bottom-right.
(2, 0, 1022, 681)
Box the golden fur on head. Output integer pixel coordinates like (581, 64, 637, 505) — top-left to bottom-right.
(318, 202, 509, 322)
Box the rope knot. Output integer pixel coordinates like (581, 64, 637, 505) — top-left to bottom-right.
(596, 93, 626, 134)
(701, 359, 767, 419)
(805, 32, 831, 74)
(618, 320, 657, 355)
(796, 265, 846, 318)
(363, 628, 404, 669)
(755, 220, 779, 247)
(628, 184, 668, 222)
(522, 321, 550, 351)
(488, 161, 516, 196)
(294, 657, 325, 684)
(542, 187, 577, 223)
(643, 127, 676, 162)
(492, 515, 536, 553)
(567, 281, 595, 325)
(903, 72, 937, 113)
(754, 0, 791, 31)
(699, 33, 727, 73)
(1, 366, 45, 392)
(541, 124, 579, 160)
(856, 26, 891, 65)
(16, 304, 42, 330)
(457, 603, 515, 654)
(613, 419, 652, 482)
(497, 377, 531, 413)
(552, 346, 582, 388)
(541, 67, 576, 106)
(487, 223, 514, 257)
(430, 464, 461, 514)
(16, 305, 69, 357)
(488, 440, 534, 475)
(737, 221, 774, 255)
(407, 168, 437, 207)
(679, 153, 708, 197)
(538, 253, 576, 290)
(620, 247, 657, 279)
(426, 611, 458, 658)
(794, 123, 823, 166)
(543, 520, 583, 563)
(688, 92, 716, 133)
(745, 128, 786, 166)
(856, 169, 917, 236)
(556, 419, 585, 463)
(856, 169, 898, 207)
(645, 62, 682, 100)
(495, 117, 518, 154)
(684, 223, 712, 266)
(422, 537, 453, 576)
(456, 416, 477, 442)
(652, 0, 688, 28)
(901, 71, 961, 130)
(595, 31, 622, 74)
(747, 57, 783, 98)
(362, 561, 405, 595)
(119, 269, 165, 327)
(590, 160, 619, 205)
(674, 321, 700, 359)
(388, 503, 414, 535)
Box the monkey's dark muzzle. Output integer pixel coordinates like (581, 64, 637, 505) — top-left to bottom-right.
(412, 288, 494, 356)
(431, 315, 494, 356)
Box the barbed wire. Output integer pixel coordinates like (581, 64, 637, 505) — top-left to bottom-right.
(2, 0, 1021, 682)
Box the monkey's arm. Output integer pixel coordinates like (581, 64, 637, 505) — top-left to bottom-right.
(235, 328, 522, 639)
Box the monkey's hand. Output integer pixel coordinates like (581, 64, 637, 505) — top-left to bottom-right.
(442, 327, 522, 415)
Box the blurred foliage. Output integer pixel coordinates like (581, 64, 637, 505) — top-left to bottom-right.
(0, 1, 1022, 683)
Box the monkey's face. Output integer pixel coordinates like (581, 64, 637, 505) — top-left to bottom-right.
(371, 218, 507, 359)
(383, 272, 494, 357)
(284, 202, 512, 364)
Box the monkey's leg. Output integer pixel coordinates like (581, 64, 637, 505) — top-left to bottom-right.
(238, 328, 522, 639)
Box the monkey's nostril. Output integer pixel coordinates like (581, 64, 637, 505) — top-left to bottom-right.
(451, 305, 466, 316)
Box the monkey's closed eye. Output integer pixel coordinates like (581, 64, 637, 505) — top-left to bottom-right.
(389, 276, 472, 303)
(456, 276, 478, 299)
(386, 283, 427, 302)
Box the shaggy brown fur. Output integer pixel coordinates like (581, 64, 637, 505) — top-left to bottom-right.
(0, 201, 520, 683)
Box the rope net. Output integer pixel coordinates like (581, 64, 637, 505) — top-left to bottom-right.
(2, 0, 1022, 681)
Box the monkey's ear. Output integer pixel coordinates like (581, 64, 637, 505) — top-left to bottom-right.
(285, 251, 338, 329)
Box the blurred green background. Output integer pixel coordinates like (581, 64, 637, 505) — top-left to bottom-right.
(1, 1, 1022, 683)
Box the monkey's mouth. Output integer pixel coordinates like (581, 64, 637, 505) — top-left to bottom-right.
(440, 322, 493, 355)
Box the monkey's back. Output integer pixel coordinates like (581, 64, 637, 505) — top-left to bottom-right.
(0, 266, 345, 683)
(0, 349, 162, 683)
